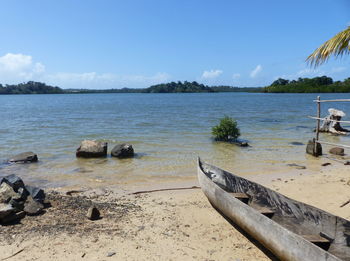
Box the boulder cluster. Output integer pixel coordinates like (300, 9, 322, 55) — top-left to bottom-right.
(76, 140, 134, 158)
(0, 174, 45, 224)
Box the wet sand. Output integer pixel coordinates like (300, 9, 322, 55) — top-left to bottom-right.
(1, 161, 350, 260)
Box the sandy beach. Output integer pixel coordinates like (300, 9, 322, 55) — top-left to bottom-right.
(0, 160, 349, 261)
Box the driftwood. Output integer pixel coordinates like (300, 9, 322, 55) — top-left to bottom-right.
(340, 199, 350, 208)
(130, 186, 200, 195)
(1, 248, 25, 260)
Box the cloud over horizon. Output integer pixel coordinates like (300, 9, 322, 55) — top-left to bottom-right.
(201, 69, 223, 79)
(250, 65, 262, 78)
(0, 53, 171, 89)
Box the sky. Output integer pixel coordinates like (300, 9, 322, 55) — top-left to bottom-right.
(0, 0, 350, 89)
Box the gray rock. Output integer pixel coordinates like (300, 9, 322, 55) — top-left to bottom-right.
(0, 182, 19, 203)
(76, 140, 108, 158)
(8, 152, 38, 163)
(111, 144, 134, 158)
(25, 185, 45, 203)
(0, 174, 25, 192)
(107, 252, 116, 257)
(329, 147, 345, 156)
(24, 196, 44, 215)
(306, 139, 322, 156)
(0, 203, 15, 219)
(86, 206, 100, 220)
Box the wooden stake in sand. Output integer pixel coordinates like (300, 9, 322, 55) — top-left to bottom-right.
(1, 248, 25, 260)
(340, 199, 350, 208)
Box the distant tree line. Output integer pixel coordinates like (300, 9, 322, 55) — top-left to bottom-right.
(3, 77, 350, 94)
(264, 76, 350, 93)
(0, 81, 63, 94)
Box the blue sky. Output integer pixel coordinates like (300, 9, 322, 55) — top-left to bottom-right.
(0, 0, 349, 89)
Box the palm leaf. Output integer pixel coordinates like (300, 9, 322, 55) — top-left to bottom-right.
(306, 26, 350, 67)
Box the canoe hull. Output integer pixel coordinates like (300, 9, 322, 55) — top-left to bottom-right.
(198, 159, 345, 261)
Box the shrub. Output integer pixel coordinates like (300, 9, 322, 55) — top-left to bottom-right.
(212, 116, 240, 141)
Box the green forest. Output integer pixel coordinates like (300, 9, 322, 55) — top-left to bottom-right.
(264, 76, 350, 93)
(1, 77, 350, 94)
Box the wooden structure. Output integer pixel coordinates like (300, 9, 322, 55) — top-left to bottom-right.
(308, 96, 350, 156)
(197, 158, 350, 261)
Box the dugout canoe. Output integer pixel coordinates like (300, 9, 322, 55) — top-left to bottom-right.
(197, 158, 350, 261)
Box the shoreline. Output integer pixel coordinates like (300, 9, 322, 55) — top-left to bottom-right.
(1, 160, 349, 260)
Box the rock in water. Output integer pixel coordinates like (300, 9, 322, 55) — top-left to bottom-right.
(111, 144, 134, 158)
(76, 140, 108, 158)
(329, 147, 345, 156)
(306, 140, 322, 156)
(86, 206, 100, 220)
(8, 152, 38, 163)
(24, 196, 44, 215)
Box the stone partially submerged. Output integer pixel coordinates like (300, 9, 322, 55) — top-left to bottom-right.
(76, 140, 108, 158)
(319, 108, 350, 135)
(111, 143, 134, 158)
(8, 152, 38, 163)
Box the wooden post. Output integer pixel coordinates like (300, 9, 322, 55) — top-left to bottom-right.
(314, 96, 321, 154)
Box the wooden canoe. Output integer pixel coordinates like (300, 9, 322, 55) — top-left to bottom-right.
(197, 158, 350, 261)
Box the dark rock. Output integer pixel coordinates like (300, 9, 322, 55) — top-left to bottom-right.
(111, 144, 134, 158)
(86, 206, 100, 220)
(8, 152, 38, 163)
(25, 185, 45, 203)
(0, 174, 25, 192)
(329, 147, 345, 156)
(0, 203, 15, 219)
(322, 162, 331, 166)
(345, 161, 350, 165)
(289, 142, 304, 146)
(24, 196, 44, 215)
(76, 140, 107, 158)
(1, 211, 25, 224)
(306, 139, 322, 157)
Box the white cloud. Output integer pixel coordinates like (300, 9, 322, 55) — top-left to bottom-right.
(201, 69, 223, 79)
(0, 53, 170, 88)
(297, 68, 325, 77)
(232, 73, 240, 79)
(250, 65, 262, 78)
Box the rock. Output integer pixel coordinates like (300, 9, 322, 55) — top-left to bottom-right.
(289, 141, 304, 146)
(1, 211, 25, 224)
(0, 174, 26, 192)
(306, 139, 322, 156)
(0, 182, 19, 203)
(322, 162, 331, 166)
(76, 140, 107, 158)
(25, 185, 45, 203)
(24, 196, 44, 215)
(8, 152, 38, 163)
(0, 203, 15, 219)
(111, 144, 134, 158)
(345, 161, 350, 165)
(86, 206, 100, 220)
(107, 252, 116, 257)
(329, 147, 345, 156)
(287, 163, 306, 170)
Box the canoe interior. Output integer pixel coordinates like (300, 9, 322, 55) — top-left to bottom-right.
(198, 159, 350, 261)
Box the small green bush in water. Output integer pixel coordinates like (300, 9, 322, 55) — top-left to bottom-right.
(212, 116, 240, 141)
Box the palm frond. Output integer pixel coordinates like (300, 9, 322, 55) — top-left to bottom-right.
(306, 26, 350, 67)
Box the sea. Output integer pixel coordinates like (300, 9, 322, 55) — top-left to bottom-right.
(1, 92, 350, 190)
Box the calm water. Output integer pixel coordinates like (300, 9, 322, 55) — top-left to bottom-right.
(1, 92, 350, 189)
